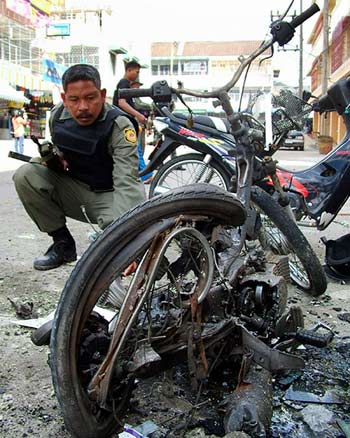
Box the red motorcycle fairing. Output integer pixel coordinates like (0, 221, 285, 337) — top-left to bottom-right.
(271, 169, 311, 199)
(262, 134, 350, 230)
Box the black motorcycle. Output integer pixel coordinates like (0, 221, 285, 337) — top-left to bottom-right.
(141, 88, 309, 194)
(146, 77, 350, 233)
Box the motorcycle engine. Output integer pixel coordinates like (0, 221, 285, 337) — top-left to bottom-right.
(235, 255, 289, 336)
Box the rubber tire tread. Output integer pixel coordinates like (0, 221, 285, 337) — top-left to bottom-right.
(149, 153, 232, 197)
(50, 184, 245, 438)
(251, 186, 327, 296)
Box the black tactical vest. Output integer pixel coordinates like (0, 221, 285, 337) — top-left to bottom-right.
(52, 105, 135, 191)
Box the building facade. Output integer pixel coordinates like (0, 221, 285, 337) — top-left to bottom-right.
(307, 0, 350, 142)
(0, 0, 65, 138)
(149, 41, 273, 114)
(0, 0, 128, 138)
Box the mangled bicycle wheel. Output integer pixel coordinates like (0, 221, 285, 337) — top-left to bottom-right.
(50, 184, 245, 438)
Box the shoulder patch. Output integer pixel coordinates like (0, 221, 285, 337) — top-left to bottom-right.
(124, 128, 137, 144)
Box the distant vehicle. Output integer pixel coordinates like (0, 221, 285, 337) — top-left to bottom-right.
(283, 129, 304, 151)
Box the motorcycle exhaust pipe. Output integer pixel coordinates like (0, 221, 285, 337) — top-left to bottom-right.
(224, 364, 273, 437)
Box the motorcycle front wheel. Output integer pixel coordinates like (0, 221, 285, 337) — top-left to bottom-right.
(149, 152, 232, 196)
(251, 186, 327, 296)
(50, 184, 246, 438)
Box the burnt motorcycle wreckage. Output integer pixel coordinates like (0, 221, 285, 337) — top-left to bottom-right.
(50, 4, 330, 438)
(51, 185, 332, 438)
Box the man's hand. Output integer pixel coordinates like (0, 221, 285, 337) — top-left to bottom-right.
(136, 113, 147, 125)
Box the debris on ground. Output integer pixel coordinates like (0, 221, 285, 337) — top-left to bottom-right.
(285, 387, 344, 404)
(7, 297, 37, 319)
(1, 168, 350, 438)
(338, 312, 350, 323)
(301, 404, 334, 432)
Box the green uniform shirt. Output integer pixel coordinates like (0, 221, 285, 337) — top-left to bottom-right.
(49, 103, 145, 219)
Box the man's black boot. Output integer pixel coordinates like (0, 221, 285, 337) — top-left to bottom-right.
(33, 240, 77, 270)
(34, 226, 77, 271)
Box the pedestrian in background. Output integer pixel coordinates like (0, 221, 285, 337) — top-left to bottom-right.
(11, 110, 27, 154)
(113, 60, 147, 126)
(130, 79, 153, 184)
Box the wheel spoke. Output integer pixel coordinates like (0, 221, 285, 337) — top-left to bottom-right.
(155, 157, 228, 194)
(255, 207, 311, 289)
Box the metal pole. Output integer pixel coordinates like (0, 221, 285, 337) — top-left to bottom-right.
(298, 0, 303, 98)
(320, 0, 329, 135)
(170, 42, 174, 85)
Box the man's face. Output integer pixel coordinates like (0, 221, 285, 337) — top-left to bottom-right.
(61, 80, 106, 126)
(127, 67, 140, 82)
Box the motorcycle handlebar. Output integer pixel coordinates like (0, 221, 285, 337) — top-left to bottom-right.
(270, 3, 320, 47)
(118, 81, 174, 103)
(290, 3, 320, 29)
(119, 88, 153, 99)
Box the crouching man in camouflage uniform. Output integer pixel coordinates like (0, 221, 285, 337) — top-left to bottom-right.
(13, 64, 145, 270)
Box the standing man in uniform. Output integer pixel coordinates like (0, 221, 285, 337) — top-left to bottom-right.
(13, 63, 145, 271)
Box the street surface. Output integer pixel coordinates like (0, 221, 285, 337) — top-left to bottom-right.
(0, 137, 349, 437)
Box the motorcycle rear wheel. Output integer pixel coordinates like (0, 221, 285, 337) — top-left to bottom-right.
(50, 184, 246, 438)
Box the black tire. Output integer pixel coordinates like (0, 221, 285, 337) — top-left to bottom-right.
(251, 186, 327, 296)
(50, 184, 245, 438)
(149, 153, 231, 197)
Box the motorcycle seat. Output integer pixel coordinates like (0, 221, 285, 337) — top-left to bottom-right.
(173, 112, 231, 133)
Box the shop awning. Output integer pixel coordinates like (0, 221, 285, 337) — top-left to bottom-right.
(0, 80, 30, 104)
(109, 47, 128, 55)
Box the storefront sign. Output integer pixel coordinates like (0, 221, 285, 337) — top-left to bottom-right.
(46, 23, 70, 37)
(30, 0, 50, 25)
(42, 59, 67, 85)
(183, 61, 208, 74)
(5, 0, 50, 25)
(5, 0, 31, 19)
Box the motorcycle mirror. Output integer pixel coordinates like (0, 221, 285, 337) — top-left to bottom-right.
(302, 90, 312, 102)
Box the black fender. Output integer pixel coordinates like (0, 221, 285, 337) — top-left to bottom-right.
(140, 128, 236, 177)
(140, 135, 180, 176)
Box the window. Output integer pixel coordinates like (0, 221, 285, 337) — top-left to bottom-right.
(182, 60, 207, 75)
(160, 64, 170, 75)
(59, 46, 99, 70)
